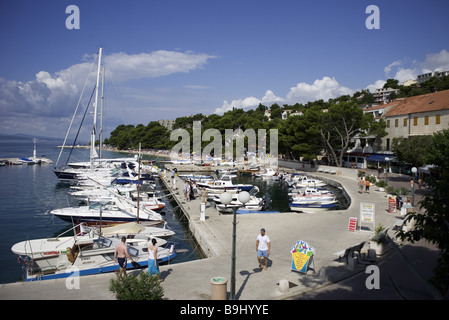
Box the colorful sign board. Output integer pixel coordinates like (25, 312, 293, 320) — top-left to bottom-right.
(388, 195, 397, 214)
(348, 217, 357, 231)
(290, 240, 314, 273)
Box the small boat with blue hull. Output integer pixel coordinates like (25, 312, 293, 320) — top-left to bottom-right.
(13, 230, 176, 282)
(289, 200, 338, 213)
(236, 209, 280, 214)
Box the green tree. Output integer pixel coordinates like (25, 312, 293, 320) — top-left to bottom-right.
(392, 136, 434, 167)
(384, 78, 400, 89)
(397, 129, 449, 297)
(320, 102, 368, 167)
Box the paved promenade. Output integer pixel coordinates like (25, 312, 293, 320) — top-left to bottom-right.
(0, 166, 444, 300)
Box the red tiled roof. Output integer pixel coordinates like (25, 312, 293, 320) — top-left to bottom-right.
(384, 89, 449, 117)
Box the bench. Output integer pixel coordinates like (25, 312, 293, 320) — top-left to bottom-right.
(335, 241, 366, 264)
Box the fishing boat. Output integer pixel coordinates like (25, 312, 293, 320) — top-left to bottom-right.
(12, 226, 176, 281)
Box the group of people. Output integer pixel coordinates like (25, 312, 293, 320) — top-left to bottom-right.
(112, 227, 272, 282)
(114, 236, 163, 281)
(183, 180, 197, 201)
(358, 177, 371, 193)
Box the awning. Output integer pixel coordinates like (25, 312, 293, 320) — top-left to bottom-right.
(366, 154, 396, 162)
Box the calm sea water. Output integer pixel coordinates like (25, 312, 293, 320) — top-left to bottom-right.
(0, 136, 346, 284)
(0, 136, 202, 284)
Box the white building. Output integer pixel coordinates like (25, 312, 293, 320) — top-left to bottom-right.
(373, 87, 400, 104)
(417, 70, 449, 84)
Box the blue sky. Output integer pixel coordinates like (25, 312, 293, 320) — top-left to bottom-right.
(1, 0, 449, 141)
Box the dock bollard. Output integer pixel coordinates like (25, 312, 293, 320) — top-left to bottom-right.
(211, 277, 228, 300)
(200, 202, 206, 221)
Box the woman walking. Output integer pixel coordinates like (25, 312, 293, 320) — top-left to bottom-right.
(148, 238, 163, 282)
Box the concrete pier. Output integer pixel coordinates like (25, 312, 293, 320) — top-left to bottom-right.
(0, 165, 442, 300)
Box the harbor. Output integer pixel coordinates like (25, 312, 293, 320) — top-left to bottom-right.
(0, 161, 441, 300)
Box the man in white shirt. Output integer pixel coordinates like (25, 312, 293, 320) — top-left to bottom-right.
(256, 228, 271, 271)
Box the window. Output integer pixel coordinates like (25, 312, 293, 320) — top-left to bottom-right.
(436, 114, 441, 124)
(386, 120, 390, 128)
(413, 117, 418, 126)
(395, 119, 398, 127)
(424, 116, 429, 125)
(403, 118, 407, 127)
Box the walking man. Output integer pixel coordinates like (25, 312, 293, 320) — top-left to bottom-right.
(358, 178, 364, 193)
(256, 228, 271, 271)
(114, 236, 135, 277)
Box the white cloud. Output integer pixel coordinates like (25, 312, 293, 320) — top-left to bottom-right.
(214, 77, 353, 114)
(104, 50, 216, 81)
(286, 77, 353, 103)
(384, 60, 402, 77)
(380, 49, 449, 85)
(0, 49, 216, 137)
(421, 49, 449, 73)
(365, 79, 386, 92)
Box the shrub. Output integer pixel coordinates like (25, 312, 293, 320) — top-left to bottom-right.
(376, 180, 387, 188)
(109, 271, 164, 300)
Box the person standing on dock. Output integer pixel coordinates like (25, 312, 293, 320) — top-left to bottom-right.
(199, 187, 208, 205)
(256, 228, 270, 271)
(183, 181, 189, 201)
(148, 238, 163, 282)
(114, 236, 135, 277)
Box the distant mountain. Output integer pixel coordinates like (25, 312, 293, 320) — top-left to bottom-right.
(0, 133, 87, 145)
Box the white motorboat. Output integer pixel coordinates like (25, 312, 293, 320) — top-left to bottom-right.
(289, 199, 338, 213)
(293, 176, 327, 188)
(254, 167, 278, 179)
(49, 196, 163, 223)
(214, 192, 268, 213)
(196, 176, 254, 192)
(12, 229, 176, 281)
(283, 173, 307, 186)
(11, 222, 175, 259)
(288, 187, 335, 202)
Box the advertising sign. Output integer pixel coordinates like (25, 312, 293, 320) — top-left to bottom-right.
(359, 202, 375, 232)
(348, 217, 357, 231)
(290, 240, 314, 273)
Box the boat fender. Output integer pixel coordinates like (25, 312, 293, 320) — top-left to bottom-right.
(67, 247, 75, 263)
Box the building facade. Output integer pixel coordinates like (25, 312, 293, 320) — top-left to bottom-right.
(382, 89, 449, 150)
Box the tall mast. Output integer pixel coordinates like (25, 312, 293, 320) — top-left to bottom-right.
(99, 65, 105, 160)
(90, 47, 102, 169)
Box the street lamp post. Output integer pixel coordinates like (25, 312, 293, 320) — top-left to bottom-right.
(219, 190, 250, 300)
(411, 167, 417, 207)
(385, 157, 390, 185)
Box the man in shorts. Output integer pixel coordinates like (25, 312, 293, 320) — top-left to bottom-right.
(114, 236, 135, 277)
(256, 228, 271, 271)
